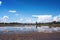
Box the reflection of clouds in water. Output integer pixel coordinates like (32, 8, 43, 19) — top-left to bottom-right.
(37, 27, 52, 33)
(37, 26, 60, 33)
(0, 27, 7, 31)
(0, 26, 60, 33)
(0, 26, 37, 32)
(54, 27, 60, 32)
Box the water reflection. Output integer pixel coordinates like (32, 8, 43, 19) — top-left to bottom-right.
(0, 26, 37, 34)
(0, 26, 60, 34)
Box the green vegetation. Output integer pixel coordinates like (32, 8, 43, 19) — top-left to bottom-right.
(0, 21, 60, 27)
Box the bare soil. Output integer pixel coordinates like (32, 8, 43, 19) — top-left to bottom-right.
(0, 32, 60, 40)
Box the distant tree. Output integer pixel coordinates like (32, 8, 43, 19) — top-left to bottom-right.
(52, 21, 56, 24)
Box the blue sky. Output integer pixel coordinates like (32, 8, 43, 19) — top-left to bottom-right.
(0, 0, 60, 23)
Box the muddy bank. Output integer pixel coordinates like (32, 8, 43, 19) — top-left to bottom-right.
(0, 32, 60, 40)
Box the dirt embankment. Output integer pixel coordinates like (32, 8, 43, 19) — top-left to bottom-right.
(0, 32, 60, 40)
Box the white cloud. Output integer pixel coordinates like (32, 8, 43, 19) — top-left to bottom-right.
(1, 15, 60, 23)
(16, 15, 54, 23)
(0, 1, 2, 6)
(32, 15, 53, 23)
(32, 14, 60, 23)
(25, 18, 33, 23)
(8, 10, 16, 13)
(11, 14, 60, 23)
(26, 18, 36, 23)
(53, 16, 58, 22)
(19, 18, 36, 23)
(15, 14, 19, 16)
(20, 18, 23, 21)
(53, 15, 60, 22)
(0, 16, 9, 22)
(17, 19, 23, 23)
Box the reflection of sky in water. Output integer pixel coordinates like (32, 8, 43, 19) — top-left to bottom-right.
(0, 26, 37, 32)
(0, 26, 60, 33)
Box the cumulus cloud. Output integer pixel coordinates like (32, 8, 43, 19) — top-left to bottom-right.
(19, 18, 36, 23)
(32, 15, 53, 23)
(8, 10, 16, 13)
(25, 18, 33, 23)
(1, 15, 60, 23)
(26, 18, 36, 23)
(53, 15, 60, 22)
(0, 1, 2, 6)
(18, 15, 60, 23)
(11, 14, 60, 23)
(32, 14, 60, 23)
(0, 16, 9, 22)
(53, 16, 58, 22)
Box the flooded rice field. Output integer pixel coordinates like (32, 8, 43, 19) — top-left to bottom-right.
(0, 26, 60, 40)
(0, 26, 60, 33)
